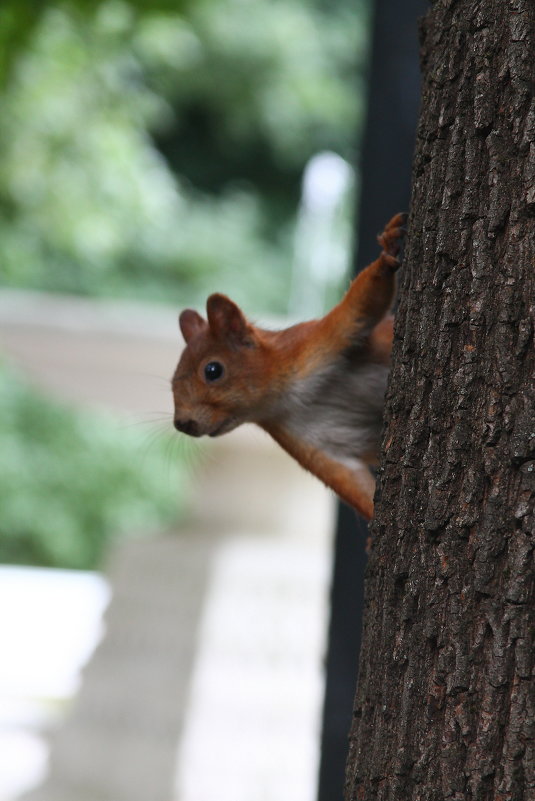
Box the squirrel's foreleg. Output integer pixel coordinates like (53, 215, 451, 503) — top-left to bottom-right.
(324, 212, 407, 341)
(264, 422, 376, 520)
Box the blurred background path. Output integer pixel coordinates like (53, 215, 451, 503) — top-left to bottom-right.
(0, 289, 335, 801)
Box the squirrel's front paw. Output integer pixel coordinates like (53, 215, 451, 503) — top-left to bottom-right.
(377, 212, 408, 271)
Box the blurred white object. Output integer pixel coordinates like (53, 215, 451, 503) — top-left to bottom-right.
(289, 151, 354, 319)
(0, 567, 110, 700)
(0, 567, 110, 800)
(0, 731, 47, 801)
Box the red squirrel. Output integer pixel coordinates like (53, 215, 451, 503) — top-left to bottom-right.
(172, 213, 406, 520)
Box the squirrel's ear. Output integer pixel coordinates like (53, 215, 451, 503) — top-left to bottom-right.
(179, 309, 207, 343)
(206, 294, 253, 346)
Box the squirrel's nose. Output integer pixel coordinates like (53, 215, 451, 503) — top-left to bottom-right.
(174, 418, 201, 437)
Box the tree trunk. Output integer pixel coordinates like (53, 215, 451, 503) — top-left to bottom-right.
(345, 1, 534, 800)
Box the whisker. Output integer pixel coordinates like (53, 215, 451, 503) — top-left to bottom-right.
(117, 413, 172, 431)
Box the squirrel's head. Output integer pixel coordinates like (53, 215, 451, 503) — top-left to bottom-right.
(172, 293, 274, 438)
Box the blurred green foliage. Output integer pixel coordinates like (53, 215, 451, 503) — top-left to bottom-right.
(0, 0, 368, 314)
(0, 0, 193, 82)
(0, 363, 191, 569)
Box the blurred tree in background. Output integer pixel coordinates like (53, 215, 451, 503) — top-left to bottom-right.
(0, 0, 368, 314)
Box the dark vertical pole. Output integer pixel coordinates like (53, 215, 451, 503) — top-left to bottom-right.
(316, 2, 427, 799)
(317, 504, 368, 801)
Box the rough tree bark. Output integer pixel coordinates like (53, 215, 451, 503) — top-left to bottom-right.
(345, 2, 534, 800)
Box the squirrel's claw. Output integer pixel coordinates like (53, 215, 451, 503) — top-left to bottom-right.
(377, 212, 408, 271)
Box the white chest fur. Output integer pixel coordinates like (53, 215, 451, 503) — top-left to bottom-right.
(274, 359, 389, 469)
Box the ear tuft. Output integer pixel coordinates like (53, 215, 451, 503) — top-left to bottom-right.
(179, 309, 207, 344)
(206, 294, 253, 345)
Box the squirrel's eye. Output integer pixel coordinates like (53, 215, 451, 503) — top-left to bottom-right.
(204, 361, 224, 382)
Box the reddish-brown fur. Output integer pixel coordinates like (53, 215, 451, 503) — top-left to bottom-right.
(172, 213, 406, 520)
